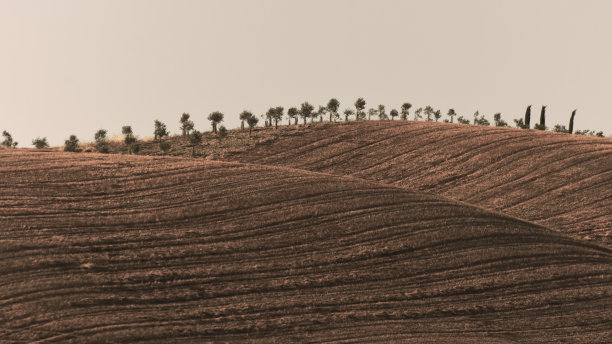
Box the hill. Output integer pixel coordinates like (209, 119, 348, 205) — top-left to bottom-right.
(223, 121, 612, 245)
(1, 150, 611, 343)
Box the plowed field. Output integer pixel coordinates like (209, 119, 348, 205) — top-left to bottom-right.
(1, 150, 611, 343)
(226, 121, 612, 244)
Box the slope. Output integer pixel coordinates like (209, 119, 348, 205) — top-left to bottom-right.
(225, 121, 612, 244)
(1, 150, 611, 343)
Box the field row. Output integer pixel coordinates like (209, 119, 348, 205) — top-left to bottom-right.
(1, 151, 611, 343)
(225, 121, 612, 245)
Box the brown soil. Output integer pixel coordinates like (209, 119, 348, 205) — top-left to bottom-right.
(1, 150, 611, 343)
(221, 121, 612, 245)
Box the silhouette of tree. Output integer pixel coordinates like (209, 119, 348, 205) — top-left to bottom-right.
(524, 105, 532, 129)
(299, 102, 314, 125)
(377, 104, 387, 120)
(154, 120, 169, 142)
(344, 108, 355, 121)
(400, 103, 412, 120)
(390, 109, 399, 120)
(32, 137, 49, 149)
(208, 111, 224, 133)
(180, 113, 194, 137)
(239, 110, 253, 130)
(434, 109, 441, 122)
(2, 131, 15, 148)
(414, 107, 423, 121)
(447, 109, 457, 123)
(367, 108, 378, 120)
(247, 115, 259, 135)
(355, 98, 366, 120)
(424, 106, 434, 121)
(493, 113, 509, 127)
(188, 130, 202, 157)
(327, 98, 340, 122)
(63, 135, 79, 152)
(569, 109, 577, 134)
(534, 106, 547, 130)
(122, 126, 137, 154)
(287, 107, 299, 125)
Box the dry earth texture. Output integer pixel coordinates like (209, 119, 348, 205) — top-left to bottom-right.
(1, 150, 611, 343)
(224, 121, 612, 245)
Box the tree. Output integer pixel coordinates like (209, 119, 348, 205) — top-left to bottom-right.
(424, 106, 434, 121)
(390, 109, 399, 120)
(32, 137, 49, 149)
(524, 105, 532, 129)
(315, 106, 326, 122)
(299, 102, 314, 125)
(367, 108, 378, 120)
(343, 108, 355, 121)
(569, 109, 576, 134)
(447, 109, 457, 123)
(514, 118, 526, 129)
(377, 104, 387, 120)
(287, 107, 299, 125)
(400, 103, 412, 120)
(473, 111, 490, 126)
(63, 135, 79, 152)
(414, 107, 423, 121)
(552, 124, 568, 133)
(274, 106, 285, 127)
(218, 125, 228, 140)
(94, 129, 109, 153)
(208, 111, 224, 133)
(355, 97, 366, 120)
(154, 120, 169, 142)
(188, 130, 202, 157)
(457, 116, 470, 124)
(247, 115, 259, 135)
(2, 130, 14, 148)
(239, 110, 252, 130)
(122, 125, 137, 154)
(534, 106, 547, 130)
(179, 113, 194, 137)
(493, 113, 509, 127)
(327, 98, 340, 122)
(434, 109, 441, 122)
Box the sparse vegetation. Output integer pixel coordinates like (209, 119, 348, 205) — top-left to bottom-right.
(208, 111, 224, 133)
(299, 102, 314, 125)
(2, 130, 17, 148)
(179, 113, 195, 137)
(326, 98, 340, 122)
(122, 126, 138, 154)
(534, 106, 547, 130)
(354, 97, 366, 120)
(247, 115, 259, 135)
(493, 113, 509, 127)
(390, 109, 398, 120)
(94, 129, 109, 153)
(446, 109, 457, 123)
(473, 111, 490, 126)
(63, 134, 80, 152)
(32, 137, 49, 149)
(400, 103, 412, 120)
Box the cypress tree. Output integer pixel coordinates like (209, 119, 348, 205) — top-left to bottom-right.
(569, 109, 576, 134)
(524, 105, 531, 129)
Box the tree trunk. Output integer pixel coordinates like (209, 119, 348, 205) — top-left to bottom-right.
(249, 127, 252, 136)
(212, 122, 217, 133)
(241, 121, 244, 129)
(329, 112, 333, 122)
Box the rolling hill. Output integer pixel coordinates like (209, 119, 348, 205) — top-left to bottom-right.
(225, 121, 612, 245)
(1, 150, 611, 343)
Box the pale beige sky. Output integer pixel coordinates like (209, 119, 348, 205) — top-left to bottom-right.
(1, 0, 611, 145)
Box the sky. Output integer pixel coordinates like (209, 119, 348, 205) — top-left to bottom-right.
(1, 0, 611, 146)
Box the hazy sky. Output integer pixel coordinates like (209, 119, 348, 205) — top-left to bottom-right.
(1, 0, 611, 146)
